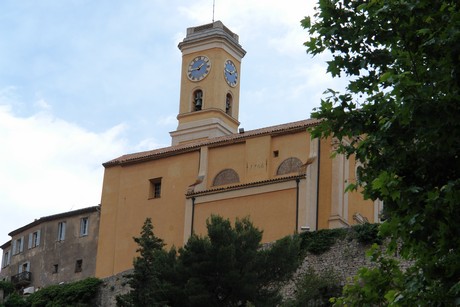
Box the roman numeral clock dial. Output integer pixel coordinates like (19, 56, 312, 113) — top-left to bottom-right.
(224, 59, 238, 87)
(187, 56, 211, 81)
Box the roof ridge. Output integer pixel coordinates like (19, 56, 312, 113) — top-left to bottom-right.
(104, 118, 319, 167)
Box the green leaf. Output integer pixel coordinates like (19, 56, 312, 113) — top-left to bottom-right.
(301, 16, 311, 28)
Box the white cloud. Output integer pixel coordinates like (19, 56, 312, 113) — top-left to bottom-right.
(0, 102, 129, 247)
(34, 98, 52, 110)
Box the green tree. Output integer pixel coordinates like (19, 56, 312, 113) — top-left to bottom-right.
(117, 218, 178, 307)
(120, 215, 300, 307)
(177, 215, 300, 307)
(302, 0, 460, 304)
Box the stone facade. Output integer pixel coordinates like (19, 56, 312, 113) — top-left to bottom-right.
(0, 206, 100, 292)
(96, 269, 132, 307)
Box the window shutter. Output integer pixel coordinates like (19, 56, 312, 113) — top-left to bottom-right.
(18, 264, 22, 273)
(28, 233, 33, 249)
(62, 222, 66, 240)
(37, 230, 41, 246)
(26, 261, 30, 272)
(7, 250, 11, 265)
(12, 240, 17, 255)
(19, 236, 24, 252)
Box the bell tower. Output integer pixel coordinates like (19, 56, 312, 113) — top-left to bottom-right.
(170, 21, 246, 145)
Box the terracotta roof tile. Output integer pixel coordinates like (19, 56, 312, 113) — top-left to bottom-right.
(187, 174, 306, 197)
(104, 118, 320, 167)
(8, 206, 100, 237)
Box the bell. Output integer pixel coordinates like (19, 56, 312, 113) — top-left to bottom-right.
(195, 98, 202, 110)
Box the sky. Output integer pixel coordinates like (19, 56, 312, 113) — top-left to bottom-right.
(0, 1, 347, 261)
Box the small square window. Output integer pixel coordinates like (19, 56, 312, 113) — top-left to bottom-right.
(75, 259, 83, 273)
(273, 150, 279, 157)
(149, 178, 162, 199)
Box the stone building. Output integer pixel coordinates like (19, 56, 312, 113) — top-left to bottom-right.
(0, 206, 100, 293)
(95, 21, 383, 279)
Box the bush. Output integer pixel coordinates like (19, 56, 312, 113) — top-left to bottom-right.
(299, 228, 346, 255)
(351, 223, 382, 245)
(4, 292, 28, 307)
(284, 267, 342, 307)
(27, 277, 102, 307)
(0, 281, 14, 299)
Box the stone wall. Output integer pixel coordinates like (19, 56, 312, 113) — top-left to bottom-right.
(96, 269, 132, 307)
(281, 238, 373, 300)
(95, 238, 408, 305)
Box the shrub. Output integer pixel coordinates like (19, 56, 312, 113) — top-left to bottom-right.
(27, 277, 102, 307)
(351, 223, 382, 245)
(284, 267, 342, 307)
(299, 228, 346, 255)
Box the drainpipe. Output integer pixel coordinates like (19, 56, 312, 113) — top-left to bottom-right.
(315, 139, 321, 230)
(191, 197, 196, 234)
(295, 178, 300, 233)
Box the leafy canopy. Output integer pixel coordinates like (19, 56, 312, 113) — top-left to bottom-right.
(303, 0, 460, 304)
(119, 215, 300, 307)
(116, 218, 176, 307)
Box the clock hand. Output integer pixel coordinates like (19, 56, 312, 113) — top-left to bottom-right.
(191, 62, 205, 71)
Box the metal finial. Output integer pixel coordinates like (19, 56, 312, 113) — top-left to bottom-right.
(212, 0, 215, 23)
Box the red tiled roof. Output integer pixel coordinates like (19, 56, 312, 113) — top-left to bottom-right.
(187, 174, 306, 198)
(104, 118, 320, 167)
(7, 206, 100, 237)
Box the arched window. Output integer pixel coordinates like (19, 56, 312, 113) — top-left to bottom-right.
(212, 169, 240, 186)
(276, 157, 303, 175)
(193, 90, 203, 111)
(225, 93, 232, 115)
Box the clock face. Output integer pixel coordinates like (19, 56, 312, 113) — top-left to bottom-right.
(187, 56, 211, 81)
(224, 60, 238, 87)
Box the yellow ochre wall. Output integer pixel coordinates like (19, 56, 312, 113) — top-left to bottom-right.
(95, 151, 200, 277)
(179, 49, 241, 117)
(193, 189, 297, 242)
(95, 21, 378, 279)
(96, 131, 377, 278)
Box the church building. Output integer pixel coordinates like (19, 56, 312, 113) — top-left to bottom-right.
(95, 21, 381, 278)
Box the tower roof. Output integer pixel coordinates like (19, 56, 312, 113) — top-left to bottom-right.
(178, 20, 246, 59)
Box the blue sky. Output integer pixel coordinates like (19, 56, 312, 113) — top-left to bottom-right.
(0, 1, 346, 257)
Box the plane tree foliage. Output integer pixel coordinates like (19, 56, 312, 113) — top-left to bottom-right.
(302, 0, 460, 304)
(118, 216, 300, 307)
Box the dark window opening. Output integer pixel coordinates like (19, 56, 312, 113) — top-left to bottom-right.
(80, 217, 89, 236)
(75, 260, 83, 273)
(225, 93, 232, 115)
(149, 178, 162, 199)
(194, 90, 203, 111)
(57, 221, 66, 241)
(53, 264, 58, 274)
